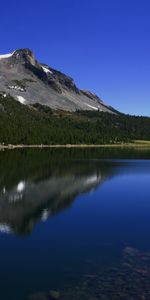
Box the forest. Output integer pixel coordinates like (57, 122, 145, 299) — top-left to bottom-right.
(0, 94, 150, 145)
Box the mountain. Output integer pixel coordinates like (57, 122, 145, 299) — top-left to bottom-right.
(0, 48, 115, 113)
(0, 49, 150, 145)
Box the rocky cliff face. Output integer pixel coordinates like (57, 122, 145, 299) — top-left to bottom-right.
(0, 48, 115, 112)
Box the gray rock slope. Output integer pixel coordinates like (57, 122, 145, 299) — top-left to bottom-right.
(0, 48, 115, 112)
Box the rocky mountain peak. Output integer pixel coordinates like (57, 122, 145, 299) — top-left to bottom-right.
(0, 48, 116, 113)
(12, 49, 36, 65)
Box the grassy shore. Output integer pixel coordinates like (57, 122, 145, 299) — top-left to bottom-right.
(0, 140, 150, 149)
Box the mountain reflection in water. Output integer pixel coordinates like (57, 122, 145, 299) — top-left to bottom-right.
(0, 151, 109, 235)
(0, 148, 150, 236)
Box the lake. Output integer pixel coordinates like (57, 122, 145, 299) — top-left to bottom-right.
(0, 148, 150, 300)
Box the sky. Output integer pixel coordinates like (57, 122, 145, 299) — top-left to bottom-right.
(0, 0, 150, 116)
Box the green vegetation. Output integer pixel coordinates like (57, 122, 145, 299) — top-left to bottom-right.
(0, 94, 150, 145)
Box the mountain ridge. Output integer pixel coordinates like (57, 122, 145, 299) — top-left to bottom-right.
(0, 48, 116, 113)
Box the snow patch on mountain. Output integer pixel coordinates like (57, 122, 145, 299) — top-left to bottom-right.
(16, 96, 26, 104)
(41, 65, 53, 74)
(85, 103, 98, 110)
(9, 85, 25, 92)
(0, 52, 14, 60)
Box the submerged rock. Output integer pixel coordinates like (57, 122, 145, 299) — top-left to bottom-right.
(29, 247, 150, 300)
(49, 290, 60, 299)
(29, 290, 61, 300)
(60, 246, 150, 299)
(29, 292, 47, 300)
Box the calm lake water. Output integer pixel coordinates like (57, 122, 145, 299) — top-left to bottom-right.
(0, 148, 150, 300)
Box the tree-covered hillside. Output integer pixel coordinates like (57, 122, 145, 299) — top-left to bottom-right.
(0, 94, 150, 145)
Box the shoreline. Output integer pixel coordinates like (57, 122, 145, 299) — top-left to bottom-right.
(1, 141, 150, 149)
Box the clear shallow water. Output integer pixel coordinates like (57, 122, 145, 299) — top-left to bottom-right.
(0, 148, 150, 300)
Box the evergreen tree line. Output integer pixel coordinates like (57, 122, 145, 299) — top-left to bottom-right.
(0, 94, 150, 145)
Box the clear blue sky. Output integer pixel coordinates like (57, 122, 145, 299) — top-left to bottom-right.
(0, 0, 150, 116)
